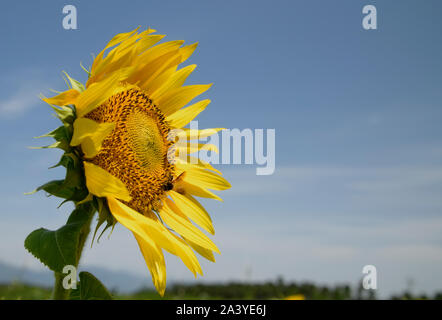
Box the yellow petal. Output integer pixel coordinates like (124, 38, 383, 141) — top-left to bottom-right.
(135, 40, 184, 67)
(137, 53, 182, 91)
(184, 237, 216, 262)
(133, 233, 167, 296)
(161, 198, 219, 253)
(175, 157, 222, 175)
(168, 190, 215, 235)
(91, 27, 140, 74)
(134, 34, 165, 56)
(107, 197, 203, 276)
(84, 162, 131, 201)
(167, 99, 210, 128)
(182, 168, 231, 191)
(91, 46, 123, 81)
(150, 65, 196, 101)
(87, 49, 134, 86)
(92, 31, 159, 81)
(175, 128, 225, 140)
(71, 118, 115, 158)
(175, 142, 219, 155)
(143, 65, 177, 95)
(177, 180, 223, 201)
(157, 84, 212, 116)
(179, 43, 198, 63)
(42, 89, 79, 106)
(76, 67, 133, 117)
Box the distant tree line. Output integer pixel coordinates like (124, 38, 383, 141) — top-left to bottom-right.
(131, 277, 442, 300)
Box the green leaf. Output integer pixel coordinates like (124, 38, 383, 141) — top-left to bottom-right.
(24, 203, 95, 273)
(70, 272, 113, 300)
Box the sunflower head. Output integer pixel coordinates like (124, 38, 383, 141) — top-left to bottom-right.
(37, 27, 230, 296)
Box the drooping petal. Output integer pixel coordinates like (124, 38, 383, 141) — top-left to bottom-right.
(168, 190, 215, 235)
(107, 197, 203, 276)
(71, 118, 115, 158)
(84, 162, 131, 201)
(184, 237, 216, 262)
(160, 198, 219, 253)
(133, 233, 167, 296)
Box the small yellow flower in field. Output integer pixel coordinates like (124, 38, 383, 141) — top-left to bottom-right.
(41, 27, 230, 296)
(284, 294, 306, 300)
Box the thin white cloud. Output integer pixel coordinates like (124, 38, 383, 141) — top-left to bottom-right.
(0, 84, 46, 118)
(223, 165, 442, 197)
(0, 68, 53, 119)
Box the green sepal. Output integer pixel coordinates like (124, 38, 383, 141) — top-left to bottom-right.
(91, 197, 116, 244)
(27, 169, 87, 201)
(51, 105, 75, 125)
(24, 203, 95, 273)
(35, 125, 71, 142)
(28, 140, 70, 152)
(80, 62, 91, 77)
(30, 179, 77, 199)
(62, 71, 85, 93)
(70, 271, 113, 300)
(29, 151, 87, 201)
(31, 123, 73, 152)
(49, 153, 78, 169)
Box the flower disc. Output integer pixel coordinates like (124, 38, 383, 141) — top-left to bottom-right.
(86, 87, 174, 215)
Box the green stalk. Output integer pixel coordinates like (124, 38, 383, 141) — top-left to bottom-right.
(51, 202, 95, 300)
(52, 272, 70, 300)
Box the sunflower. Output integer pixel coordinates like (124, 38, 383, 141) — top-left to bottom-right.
(41, 27, 230, 296)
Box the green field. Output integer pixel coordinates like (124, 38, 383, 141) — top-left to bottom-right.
(1, 280, 441, 300)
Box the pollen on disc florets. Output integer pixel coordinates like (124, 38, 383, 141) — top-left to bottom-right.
(85, 87, 175, 215)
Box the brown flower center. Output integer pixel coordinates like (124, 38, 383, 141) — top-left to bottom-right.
(85, 87, 174, 214)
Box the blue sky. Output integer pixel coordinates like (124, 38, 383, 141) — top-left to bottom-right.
(1, 0, 442, 298)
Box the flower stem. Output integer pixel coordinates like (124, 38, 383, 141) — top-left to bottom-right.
(51, 202, 95, 300)
(52, 272, 70, 300)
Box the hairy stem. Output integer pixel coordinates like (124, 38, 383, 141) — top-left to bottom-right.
(51, 202, 95, 300)
(52, 272, 70, 300)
